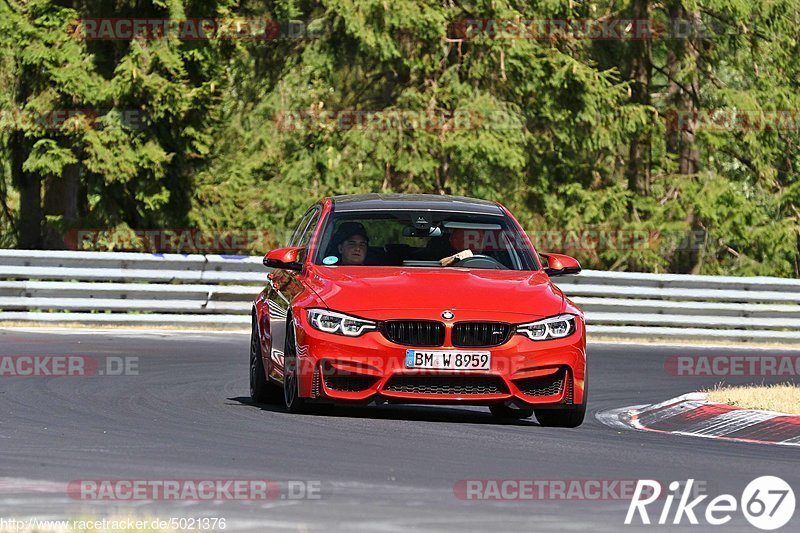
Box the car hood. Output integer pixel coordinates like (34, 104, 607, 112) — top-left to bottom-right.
(304, 266, 565, 321)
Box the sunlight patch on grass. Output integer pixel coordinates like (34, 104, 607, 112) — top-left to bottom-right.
(705, 383, 800, 415)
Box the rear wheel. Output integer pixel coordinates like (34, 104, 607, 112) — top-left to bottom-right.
(250, 317, 282, 404)
(489, 404, 534, 420)
(283, 316, 309, 414)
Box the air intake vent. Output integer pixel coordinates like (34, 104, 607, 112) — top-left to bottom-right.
(324, 374, 377, 393)
(382, 320, 444, 346)
(452, 322, 512, 347)
(513, 368, 566, 397)
(383, 375, 507, 395)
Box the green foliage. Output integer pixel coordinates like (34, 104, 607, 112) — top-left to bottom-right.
(0, 0, 798, 276)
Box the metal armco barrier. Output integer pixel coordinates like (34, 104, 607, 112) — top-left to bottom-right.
(1, 250, 799, 342)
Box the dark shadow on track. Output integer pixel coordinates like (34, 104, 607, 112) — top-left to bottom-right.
(227, 396, 541, 426)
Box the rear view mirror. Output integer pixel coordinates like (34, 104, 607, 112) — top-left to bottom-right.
(263, 246, 304, 271)
(540, 253, 581, 276)
(402, 225, 442, 237)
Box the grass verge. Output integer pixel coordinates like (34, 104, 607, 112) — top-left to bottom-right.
(705, 383, 800, 415)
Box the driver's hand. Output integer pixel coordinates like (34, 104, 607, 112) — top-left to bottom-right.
(440, 249, 474, 266)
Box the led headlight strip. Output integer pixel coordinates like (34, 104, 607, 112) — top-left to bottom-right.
(307, 309, 377, 337)
(516, 314, 576, 341)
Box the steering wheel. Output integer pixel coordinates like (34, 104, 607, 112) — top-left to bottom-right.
(451, 254, 508, 270)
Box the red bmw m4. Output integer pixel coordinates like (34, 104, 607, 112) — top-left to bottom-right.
(250, 194, 587, 427)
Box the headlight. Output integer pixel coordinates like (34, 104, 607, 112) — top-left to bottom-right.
(307, 309, 377, 337)
(516, 314, 576, 341)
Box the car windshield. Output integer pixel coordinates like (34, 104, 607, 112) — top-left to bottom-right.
(313, 210, 538, 270)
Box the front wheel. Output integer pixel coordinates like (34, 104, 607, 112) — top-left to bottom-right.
(534, 405, 586, 428)
(250, 317, 282, 404)
(535, 371, 587, 428)
(283, 316, 309, 414)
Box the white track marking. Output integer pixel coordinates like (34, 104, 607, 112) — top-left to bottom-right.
(681, 410, 778, 436)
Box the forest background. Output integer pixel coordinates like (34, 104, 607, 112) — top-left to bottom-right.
(1, 0, 799, 276)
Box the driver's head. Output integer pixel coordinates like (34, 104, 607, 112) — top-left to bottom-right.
(334, 222, 369, 265)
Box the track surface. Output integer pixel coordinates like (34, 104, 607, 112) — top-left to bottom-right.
(0, 329, 798, 531)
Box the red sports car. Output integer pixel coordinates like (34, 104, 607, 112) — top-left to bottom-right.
(250, 194, 587, 427)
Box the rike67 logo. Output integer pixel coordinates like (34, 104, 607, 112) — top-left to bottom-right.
(626, 477, 795, 530)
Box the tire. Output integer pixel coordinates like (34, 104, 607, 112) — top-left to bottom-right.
(489, 404, 534, 420)
(534, 371, 588, 428)
(283, 315, 310, 414)
(534, 404, 586, 428)
(250, 317, 283, 404)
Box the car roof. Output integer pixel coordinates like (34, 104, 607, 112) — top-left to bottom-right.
(330, 193, 504, 215)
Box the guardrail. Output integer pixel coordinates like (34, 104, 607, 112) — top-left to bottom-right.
(1, 250, 799, 342)
(0, 250, 262, 327)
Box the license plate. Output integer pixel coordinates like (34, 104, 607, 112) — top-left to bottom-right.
(405, 350, 491, 370)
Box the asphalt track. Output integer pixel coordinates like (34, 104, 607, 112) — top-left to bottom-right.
(0, 328, 798, 532)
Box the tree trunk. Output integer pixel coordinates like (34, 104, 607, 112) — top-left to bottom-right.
(626, 0, 653, 197)
(665, 2, 703, 274)
(43, 162, 80, 249)
(10, 58, 43, 249)
(666, 2, 700, 175)
(11, 131, 43, 249)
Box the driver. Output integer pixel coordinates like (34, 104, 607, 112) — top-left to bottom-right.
(334, 222, 369, 265)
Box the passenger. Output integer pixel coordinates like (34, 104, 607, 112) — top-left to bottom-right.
(334, 222, 369, 265)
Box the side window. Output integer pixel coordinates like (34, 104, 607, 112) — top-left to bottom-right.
(296, 209, 321, 261)
(288, 210, 313, 247)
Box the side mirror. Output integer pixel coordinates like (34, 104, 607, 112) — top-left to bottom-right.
(263, 246, 304, 271)
(540, 253, 581, 276)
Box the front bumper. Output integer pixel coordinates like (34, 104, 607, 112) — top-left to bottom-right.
(293, 311, 587, 407)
